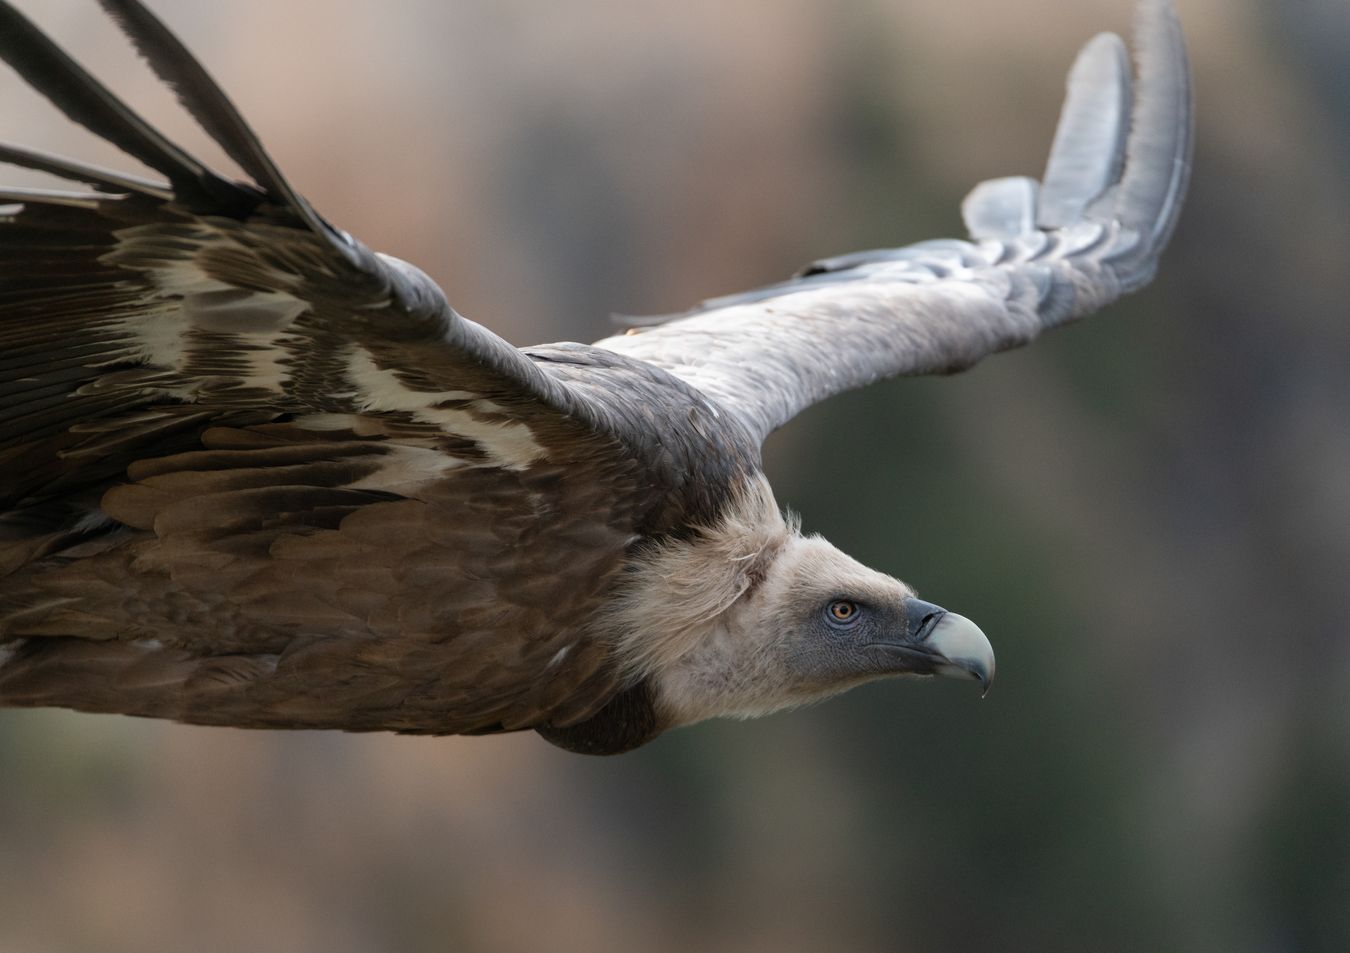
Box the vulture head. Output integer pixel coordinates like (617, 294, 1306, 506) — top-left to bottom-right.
(592, 479, 994, 744)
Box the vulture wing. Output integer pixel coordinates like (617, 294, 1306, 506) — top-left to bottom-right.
(594, 0, 1193, 445)
(0, 0, 704, 734)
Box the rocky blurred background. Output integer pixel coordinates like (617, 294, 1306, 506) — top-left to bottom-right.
(1, 1, 1347, 951)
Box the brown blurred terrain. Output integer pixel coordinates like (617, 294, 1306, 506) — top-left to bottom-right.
(2, 1, 1348, 952)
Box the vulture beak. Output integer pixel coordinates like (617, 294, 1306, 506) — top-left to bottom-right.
(894, 598, 996, 695)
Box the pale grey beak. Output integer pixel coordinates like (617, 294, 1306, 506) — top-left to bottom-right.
(925, 611, 995, 695)
(873, 598, 997, 694)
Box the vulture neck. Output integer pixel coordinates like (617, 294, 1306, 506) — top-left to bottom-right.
(604, 474, 799, 727)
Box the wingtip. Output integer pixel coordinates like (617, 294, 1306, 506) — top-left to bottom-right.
(0, 0, 213, 198)
(93, 0, 361, 260)
(1112, 0, 1194, 256)
(964, 0, 1192, 265)
(962, 0, 1192, 287)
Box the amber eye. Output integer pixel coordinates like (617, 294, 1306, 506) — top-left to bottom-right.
(826, 600, 860, 626)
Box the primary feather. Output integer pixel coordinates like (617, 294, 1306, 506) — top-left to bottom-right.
(0, 0, 1190, 754)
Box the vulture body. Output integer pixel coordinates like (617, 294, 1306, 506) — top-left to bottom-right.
(0, 0, 1191, 753)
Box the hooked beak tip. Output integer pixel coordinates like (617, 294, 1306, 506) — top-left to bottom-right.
(926, 611, 995, 695)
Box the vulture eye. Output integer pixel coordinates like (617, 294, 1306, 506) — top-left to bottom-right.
(825, 600, 861, 627)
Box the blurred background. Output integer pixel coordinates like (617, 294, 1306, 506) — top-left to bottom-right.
(2, 1, 1348, 951)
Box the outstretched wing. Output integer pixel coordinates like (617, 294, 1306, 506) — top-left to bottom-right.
(0, 0, 615, 510)
(0, 1, 652, 734)
(594, 0, 1193, 445)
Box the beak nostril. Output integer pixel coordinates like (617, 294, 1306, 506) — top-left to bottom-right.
(915, 611, 945, 642)
(901, 598, 948, 641)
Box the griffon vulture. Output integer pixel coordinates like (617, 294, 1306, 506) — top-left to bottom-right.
(0, 0, 1191, 753)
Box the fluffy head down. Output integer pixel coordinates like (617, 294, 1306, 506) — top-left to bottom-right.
(603, 476, 935, 728)
(599, 475, 796, 681)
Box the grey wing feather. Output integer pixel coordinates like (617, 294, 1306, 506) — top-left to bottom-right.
(1107, 0, 1193, 264)
(595, 0, 1193, 444)
(1036, 33, 1132, 230)
(963, 176, 1039, 241)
